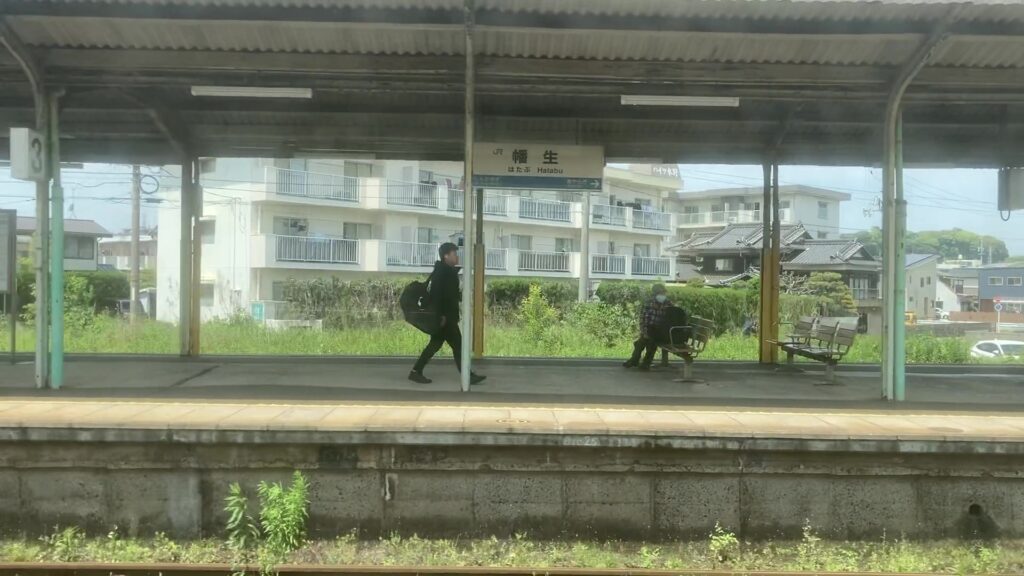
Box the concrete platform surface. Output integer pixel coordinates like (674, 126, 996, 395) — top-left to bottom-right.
(3, 357, 1024, 412)
(2, 396, 1024, 454)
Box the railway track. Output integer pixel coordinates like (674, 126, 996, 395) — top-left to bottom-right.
(0, 564, 946, 576)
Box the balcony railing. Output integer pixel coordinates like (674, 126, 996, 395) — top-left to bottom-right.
(851, 288, 881, 301)
(387, 181, 439, 209)
(632, 257, 671, 277)
(486, 248, 507, 270)
(632, 209, 672, 231)
(386, 241, 436, 267)
(592, 254, 626, 275)
(681, 209, 766, 227)
(592, 204, 627, 227)
(519, 250, 571, 272)
(267, 167, 359, 202)
(275, 235, 358, 264)
(520, 198, 571, 223)
(447, 192, 511, 217)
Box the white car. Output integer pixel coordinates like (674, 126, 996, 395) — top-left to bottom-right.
(971, 340, 1024, 359)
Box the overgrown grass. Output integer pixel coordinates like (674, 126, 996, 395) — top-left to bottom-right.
(1, 530, 1022, 573)
(0, 315, 993, 364)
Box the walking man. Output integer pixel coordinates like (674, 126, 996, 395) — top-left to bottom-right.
(409, 242, 487, 385)
(623, 283, 672, 371)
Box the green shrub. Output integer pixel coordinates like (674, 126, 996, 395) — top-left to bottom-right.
(487, 278, 576, 314)
(284, 277, 403, 329)
(566, 302, 636, 347)
(518, 284, 559, 345)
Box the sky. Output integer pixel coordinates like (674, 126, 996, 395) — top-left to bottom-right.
(1, 162, 1020, 253)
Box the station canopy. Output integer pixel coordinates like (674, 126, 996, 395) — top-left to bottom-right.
(2, 0, 1024, 166)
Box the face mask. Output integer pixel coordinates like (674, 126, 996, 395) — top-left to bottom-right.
(655, 294, 667, 303)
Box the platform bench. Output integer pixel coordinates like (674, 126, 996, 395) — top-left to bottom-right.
(778, 319, 857, 383)
(658, 316, 716, 382)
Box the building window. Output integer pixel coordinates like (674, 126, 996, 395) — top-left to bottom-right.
(920, 277, 925, 288)
(200, 283, 215, 307)
(633, 244, 652, 258)
(343, 223, 372, 240)
(818, 201, 829, 220)
(711, 204, 725, 222)
(273, 217, 308, 236)
(271, 282, 286, 301)
(1009, 277, 1023, 287)
(416, 227, 441, 244)
(343, 162, 374, 179)
(510, 234, 532, 251)
(683, 206, 699, 214)
(64, 236, 95, 260)
(555, 238, 576, 253)
(989, 277, 1004, 286)
(817, 231, 828, 239)
(715, 258, 735, 272)
(780, 200, 791, 209)
(927, 276, 931, 285)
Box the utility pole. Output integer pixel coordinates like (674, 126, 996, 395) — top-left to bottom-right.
(130, 165, 142, 324)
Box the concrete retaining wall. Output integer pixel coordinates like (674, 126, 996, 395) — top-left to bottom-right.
(2, 440, 1022, 541)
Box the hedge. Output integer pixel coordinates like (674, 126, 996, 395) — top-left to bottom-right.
(595, 281, 823, 334)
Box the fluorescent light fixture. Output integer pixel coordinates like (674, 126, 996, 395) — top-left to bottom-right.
(621, 95, 740, 107)
(191, 86, 313, 99)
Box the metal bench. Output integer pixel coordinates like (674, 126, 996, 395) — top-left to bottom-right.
(659, 316, 716, 383)
(778, 319, 856, 383)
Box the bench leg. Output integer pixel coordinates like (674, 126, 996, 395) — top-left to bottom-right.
(815, 361, 843, 386)
(787, 351, 795, 364)
(660, 348, 669, 367)
(673, 356, 705, 384)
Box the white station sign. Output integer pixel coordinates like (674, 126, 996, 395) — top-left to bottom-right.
(9, 128, 47, 183)
(472, 143, 604, 190)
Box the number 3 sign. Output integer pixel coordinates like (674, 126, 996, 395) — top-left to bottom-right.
(10, 127, 48, 182)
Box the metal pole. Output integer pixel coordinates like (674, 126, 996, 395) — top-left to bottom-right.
(769, 160, 781, 362)
(893, 115, 907, 402)
(579, 189, 591, 302)
(130, 164, 142, 325)
(4, 210, 15, 364)
(179, 158, 194, 356)
(473, 186, 485, 358)
(460, 0, 475, 392)
(48, 91, 64, 390)
(880, 7, 959, 401)
(759, 161, 772, 363)
(0, 19, 48, 387)
(189, 173, 202, 356)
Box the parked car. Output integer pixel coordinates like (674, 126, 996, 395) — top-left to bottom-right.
(970, 340, 1024, 359)
(934, 307, 950, 320)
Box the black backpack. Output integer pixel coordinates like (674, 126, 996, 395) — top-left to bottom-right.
(400, 272, 440, 335)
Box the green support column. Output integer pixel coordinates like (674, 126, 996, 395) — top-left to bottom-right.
(893, 115, 907, 402)
(48, 92, 64, 389)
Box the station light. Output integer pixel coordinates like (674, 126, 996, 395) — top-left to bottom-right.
(190, 86, 313, 99)
(621, 95, 740, 107)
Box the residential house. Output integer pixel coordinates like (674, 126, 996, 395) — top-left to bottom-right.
(16, 217, 111, 272)
(671, 222, 883, 332)
(978, 265, 1024, 313)
(156, 159, 678, 323)
(937, 264, 980, 312)
(98, 234, 157, 272)
(905, 253, 940, 319)
(668, 184, 850, 241)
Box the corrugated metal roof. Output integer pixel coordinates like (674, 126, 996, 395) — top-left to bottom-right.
(11, 16, 463, 54)
(678, 185, 852, 201)
(27, 0, 1024, 23)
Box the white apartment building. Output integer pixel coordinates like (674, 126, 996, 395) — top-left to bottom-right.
(156, 159, 678, 322)
(98, 235, 157, 271)
(670, 184, 850, 240)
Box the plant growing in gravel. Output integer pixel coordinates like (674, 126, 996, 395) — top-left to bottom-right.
(223, 471, 310, 576)
(708, 523, 739, 567)
(41, 526, 85, 562)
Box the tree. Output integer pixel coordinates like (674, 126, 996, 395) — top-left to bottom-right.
(806, 272, 856, 315)
(853, 227, 1008, 263)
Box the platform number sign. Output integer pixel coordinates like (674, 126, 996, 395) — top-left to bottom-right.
(10, 127, 47, 182)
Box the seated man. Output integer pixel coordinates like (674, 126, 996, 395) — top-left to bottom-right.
(623, 283, 674, 371)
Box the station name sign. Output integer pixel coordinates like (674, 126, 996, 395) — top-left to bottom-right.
(472, 143, 604, 190)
